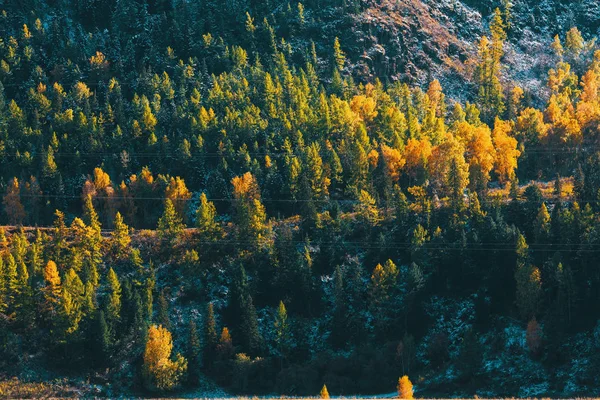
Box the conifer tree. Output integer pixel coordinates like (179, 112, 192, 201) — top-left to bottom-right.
(515, 233, 542, 320)
(534, 203, 551, 243)
(274, 300, 290, 362)
(331, 265, 348, 348)
(14, 260, 32, 325)
(157, 289, 171, 330)
(187, 318, 201, 384)
(228, 263, 263, 355)
(3, 255, 18, 315)
(93, 310, 110, 366)
(0, 257, 6, 313)
(106, 268, 122, 329)
(203, 302, 218, 367)
(196, 193, 221, 240)
(83, 194, 101, 235)
(475, 9, 506, 123)
(157, 199, 185, 243)
(61, 268, 85, 336)
(111, 212, 131, 259)
(43, 260, 62, 317)
(333, 37, 345, 71)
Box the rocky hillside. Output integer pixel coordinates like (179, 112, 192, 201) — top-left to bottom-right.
(317, 0, 600, 99)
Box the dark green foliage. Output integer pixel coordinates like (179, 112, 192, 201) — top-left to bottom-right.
(203, 302, 218, 368)
(156, 289, 171, 331)
(187, 318, 201, 385)
(0, 0, 600, 397)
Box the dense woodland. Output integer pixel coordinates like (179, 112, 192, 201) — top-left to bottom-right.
(1, 0, 600, 397)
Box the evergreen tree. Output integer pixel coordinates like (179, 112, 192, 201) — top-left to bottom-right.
(333, 37, 345, 71)
(157, 289, 171, 330)
(515, 233, 542, 320)
(43, 260, 62, 318)
(274, 300, 290, 363)
(533, 203, 551, 244)
(187, 317, 201, 384)
(83, 194, 101, 235)
(157, 199, 185, 243)
(196, 193, 221, 240)
(106, 268, 122, 331)
(111, 212, 131, 259)
(203, 302, 218, 367)
(93, 310, 110, 366)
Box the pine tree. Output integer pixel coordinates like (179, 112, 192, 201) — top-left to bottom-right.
(61, 268, 85, 336)
(502, 0, 513, 32)
(333, 37, 345, 71)
(533, 203, 551, 243)
(144, 276, 155, 324)
(111, 212, 131, 259)
(240, 295, 262, 356)
(93, 310, 110, 367)
(554, 174, 563, 200)
(0, 257, 6, 313)
(3, 255, 17, 315)
(552, 35, 564, 59)
(274, 300, 290, 362)
(43, 260, 62, 317)
(14, 260, 32, 326)
(331, 265, 348, 348)
(82, 194, 101, 235)
(515, 233, 542, 320)
(157, 289, 171, 330)
(203, 302, 218, 367)
(231, 173, 272, 248)
(448, 157, 468, 213)
(157, 199, 185, 243)
(196, 193, 221, 240)
(565, 27, 584, 57)
(187, 317, 201, 384)
(51, 210, 68, 266)
(475, 9, 506, 123)
(106, 268, 122, 329)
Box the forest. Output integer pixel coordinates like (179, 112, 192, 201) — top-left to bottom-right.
(1, 0, 600, 397)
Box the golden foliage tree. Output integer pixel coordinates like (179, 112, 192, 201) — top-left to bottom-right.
(43, 260, 61, 314)
(397, 375, 414, 399)
(319, 384, 330, 399)
(143, 325, 188, 391)
(380, 144, 406, 183)
(492, 118, 520, 184)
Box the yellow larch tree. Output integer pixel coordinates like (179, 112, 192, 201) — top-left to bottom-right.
(143, 325, 188, 391)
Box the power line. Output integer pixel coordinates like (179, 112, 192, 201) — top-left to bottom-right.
(3, 229, 599, 253)
(7, 192, 587, 204)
